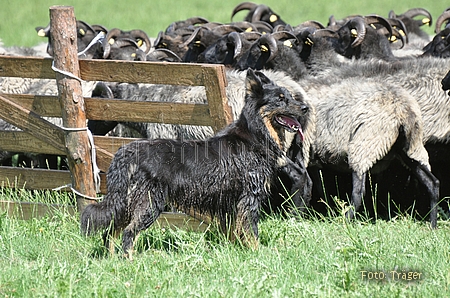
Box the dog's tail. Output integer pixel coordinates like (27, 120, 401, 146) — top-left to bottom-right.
(80, 200, 115, 236)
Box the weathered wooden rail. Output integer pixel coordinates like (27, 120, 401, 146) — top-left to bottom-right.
(0, 6, 232, 229)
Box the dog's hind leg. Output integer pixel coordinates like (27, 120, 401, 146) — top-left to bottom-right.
(234, 193, 261, 250)
(122, 180, 165, 259)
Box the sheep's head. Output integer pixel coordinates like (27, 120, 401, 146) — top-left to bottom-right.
(231, 2, 286, 27)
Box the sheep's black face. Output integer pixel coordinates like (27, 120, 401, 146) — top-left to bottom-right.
(244, 69, 309, 150)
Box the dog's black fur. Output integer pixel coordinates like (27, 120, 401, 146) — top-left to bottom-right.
(80, 69, 311, 255)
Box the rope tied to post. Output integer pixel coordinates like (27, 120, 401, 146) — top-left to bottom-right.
(50, 31, 107, 199)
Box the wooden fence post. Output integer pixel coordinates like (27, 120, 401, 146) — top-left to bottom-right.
(50, 6, 97, 212)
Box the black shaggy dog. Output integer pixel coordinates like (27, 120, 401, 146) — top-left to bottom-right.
(80, 69, 311, 257)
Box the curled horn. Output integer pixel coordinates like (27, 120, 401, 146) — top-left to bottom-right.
(364, 14, 393, 39)
(102, 28, 123, 59)
(227, 31, 243, 59)
(312, 28, 339, 39)
(403, 8, 433, 26)
(178, 26, 209, 49)
(128, 29, 152, 54)
(252, 4, 271, 22)
(347, 17, 366, 48)
(258, 33, 278, 63)
(147, 48, 183, 62)
(231, 2, 258, 20)
(435, 10, 450, 34)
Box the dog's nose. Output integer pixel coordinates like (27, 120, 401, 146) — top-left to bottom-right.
(301, 104, 309, 114)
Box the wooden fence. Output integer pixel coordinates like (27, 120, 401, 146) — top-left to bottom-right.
(0, 6, 232, 230)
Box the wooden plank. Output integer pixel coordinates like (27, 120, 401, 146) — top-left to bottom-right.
(0, 200, 209, 231)
(5, 94, 61, 117)
(0, 166, 71, 190)
(79, 59, 211, 85)
(85, 98, 213, 125)
(0, 131, 65, 155)
(50, 6, 97, 211)
(0, 94, 66, 152)
(0, 56, 55, 79)
(0, 200, 76, 220)
(202, 65, 232, 131)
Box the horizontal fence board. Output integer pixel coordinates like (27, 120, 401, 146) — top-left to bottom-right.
(0, 200, 209, 231)
(0, 56, 226, 86)
(79, 59, 211, 85)
(0, 131, 65, 155)
(0, 166, 71, 190)
(85, 98, 213, 125)
(0, 56, 55, 79)
(5, 94, 61, 117)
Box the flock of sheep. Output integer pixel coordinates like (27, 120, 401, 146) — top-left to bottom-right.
(2, 2, 450, 227)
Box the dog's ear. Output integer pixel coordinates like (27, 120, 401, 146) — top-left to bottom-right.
(245, 69, 272, 98)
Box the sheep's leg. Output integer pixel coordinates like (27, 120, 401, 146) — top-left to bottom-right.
(399, 151, 440, 229)
(279, 158, 313, 214)
(347, 171, 366, 220)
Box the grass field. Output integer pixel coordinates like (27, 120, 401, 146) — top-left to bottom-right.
(2, 0, 450, 297)
(1, 0, 450, 47)
(0, 189, 450, 297)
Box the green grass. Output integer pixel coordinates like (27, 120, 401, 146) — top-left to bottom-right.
(1, 0, 450, 47)
(0, 189, 450, 297)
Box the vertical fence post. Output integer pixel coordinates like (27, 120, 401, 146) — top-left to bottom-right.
(50, 6, 97, 212)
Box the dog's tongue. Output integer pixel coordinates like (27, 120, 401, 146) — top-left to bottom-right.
(277, 115, 304, 141)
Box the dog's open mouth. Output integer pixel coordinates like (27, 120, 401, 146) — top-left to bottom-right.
(275, 115, 304, 141)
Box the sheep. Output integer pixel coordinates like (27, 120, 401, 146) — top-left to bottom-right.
(231, 32, 439, 226)
(36, 20, 107, 59)
(231, 2, 286, 28)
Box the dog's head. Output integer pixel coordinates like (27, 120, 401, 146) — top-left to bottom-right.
(244, 69, 309, 152)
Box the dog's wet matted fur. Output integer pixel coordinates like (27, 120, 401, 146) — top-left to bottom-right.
(80, 69, 311, 256)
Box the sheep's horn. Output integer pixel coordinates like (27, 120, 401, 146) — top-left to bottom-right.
(252, 21, 273, 34)
(153, 31, 164, 48)
(312, 28, 339, 39)
(403, 8, 432, 26)
(364, 14, 393, 39)
(212, 25, 244, 36)
(92, 24, 108, 34)
(298, 20, 325, 30)
(240, 31, 263, 42)
(147, 48, 183, 62)
(271, 31, 299, 42)
(227, 31, 243, 59)
(388, 10, 397, 19)
(387, 18, 408, 43)
(231, 2, 258, 20)
(258, 33, 278, 63)
(178, 26, 209, 49)
(230, 21, 258, 32)
(103, 28, 123, 59)
(347, 17, 366, 48)
(128, 29, 152, 54)
(435, 10, 450, 34)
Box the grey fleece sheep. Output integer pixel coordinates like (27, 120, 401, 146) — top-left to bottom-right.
(94, 69, 315, 166)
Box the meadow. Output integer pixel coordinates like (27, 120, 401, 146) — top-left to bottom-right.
(1, 0, 450, 297)
(1, 0, 450, 47)
(1, 188, 450, 297)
